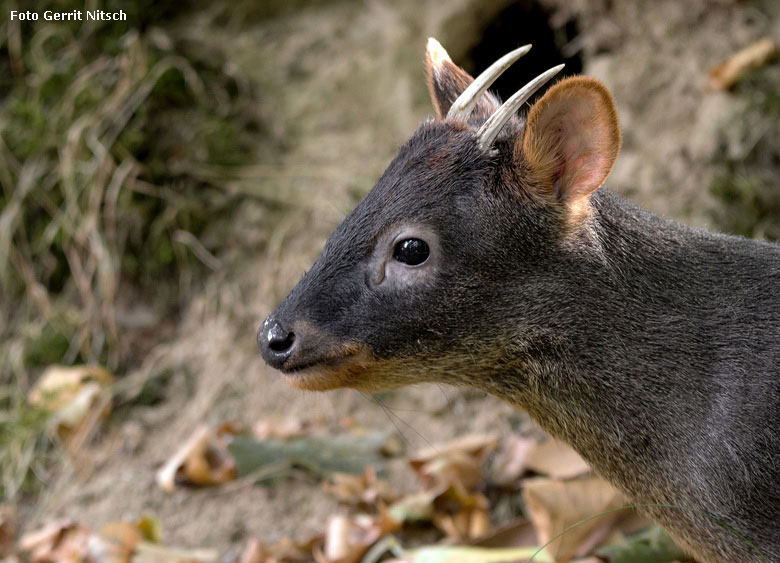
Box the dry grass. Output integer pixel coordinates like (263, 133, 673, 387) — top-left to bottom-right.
(0, 0, 261, 499)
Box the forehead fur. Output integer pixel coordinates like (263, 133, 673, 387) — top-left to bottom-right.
(318, 122, 495, 259)
(396, 121, 482, 166)
(379, 121, 492, 197)
(353, 117, 546, 233)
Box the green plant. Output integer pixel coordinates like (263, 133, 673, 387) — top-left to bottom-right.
(0, 0, 261, 499)
(0, 0, 260, 370)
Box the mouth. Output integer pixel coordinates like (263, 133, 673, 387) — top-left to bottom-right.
(258, 315, 374, 391)
(277, 348, 369, 391)
(279, 351, 356, 375)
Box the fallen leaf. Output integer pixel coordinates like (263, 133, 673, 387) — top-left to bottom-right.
(19, 520, 92, 562)
(524, 439, 591, 479)
(709, 37, 778, 90)
(394, 544, 556, 563)
(27, 365, 114, 446)
(216, 421, 244, 437)
(409, 434, 498, 490)
(319, 510, 400, 563)
(468, 506, 491, 538)
(387, 491, 438, 524)
(0, 505, 17, 557)
(432, 483, 492, 541)
(89, 521, 143, 562)
(323, 466, 399, 506)
(156, 425, 236, 492)
(94, 516, 163, 560)
(28, 365, 113, 411)
(277, 535, 325, 561)
(433, 505, 491, 543)
(522, 475, 627, 561)
(323, 515, 355, 562)
(387, 483, 491, 542)
(239, 535, 318, 563)
(133, 541, 218, 562)
(20, 518, 217, 563)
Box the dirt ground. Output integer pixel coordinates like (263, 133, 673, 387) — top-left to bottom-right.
(23, 0, 780, 557)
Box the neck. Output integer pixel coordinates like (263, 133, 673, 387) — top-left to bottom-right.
(485, 189, 780, 561)
(524, 189, 779, 465)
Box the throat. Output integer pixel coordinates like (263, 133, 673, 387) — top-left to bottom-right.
(491, 353, 675, 506)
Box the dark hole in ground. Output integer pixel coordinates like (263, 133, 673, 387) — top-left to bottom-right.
(464, 1, 583, 104)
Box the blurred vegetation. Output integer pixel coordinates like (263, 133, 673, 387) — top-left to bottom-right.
(0, 391, 51, 499)
(710, 66, 780, 240)
(0, 0, 261, 498)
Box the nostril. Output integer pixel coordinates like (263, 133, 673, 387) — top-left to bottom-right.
(269, 331, 295, 353)
(264, 316, 296, 357)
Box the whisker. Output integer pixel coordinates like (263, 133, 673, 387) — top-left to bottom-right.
(370, 394, 437, 451)
(359, 391, 410, 449)
(436, 384, 454, 411)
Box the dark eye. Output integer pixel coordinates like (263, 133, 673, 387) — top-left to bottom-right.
(393, 238, 430, 266)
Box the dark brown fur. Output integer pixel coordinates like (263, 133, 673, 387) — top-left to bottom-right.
(260, 41, 780, 562)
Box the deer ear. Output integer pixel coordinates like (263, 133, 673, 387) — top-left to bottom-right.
(519, 77, 621, 217)
(425, 38, 500, 120)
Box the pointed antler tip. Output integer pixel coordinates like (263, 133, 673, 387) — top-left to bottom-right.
(446, 41, 534, 122)
(476, 64, 566, 150)
(512, 44, 533, 56)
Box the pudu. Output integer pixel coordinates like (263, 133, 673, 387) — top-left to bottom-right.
(259, 38, 780, 562)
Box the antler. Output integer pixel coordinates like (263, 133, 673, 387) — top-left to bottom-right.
(446, 43, 532, 122)
(477, 64, 565, 150)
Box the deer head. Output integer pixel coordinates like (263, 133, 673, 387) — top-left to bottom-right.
(258, 38, 621, 398)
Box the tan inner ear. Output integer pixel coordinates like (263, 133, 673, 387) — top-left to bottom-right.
(520, 77, 621, 218)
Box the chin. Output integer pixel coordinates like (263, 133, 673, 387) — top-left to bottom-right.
(282, 366, 361, 391)
(281, 357, 417, 393)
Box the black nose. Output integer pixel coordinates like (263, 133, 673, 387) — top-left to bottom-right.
(258, 316, 296, 369)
